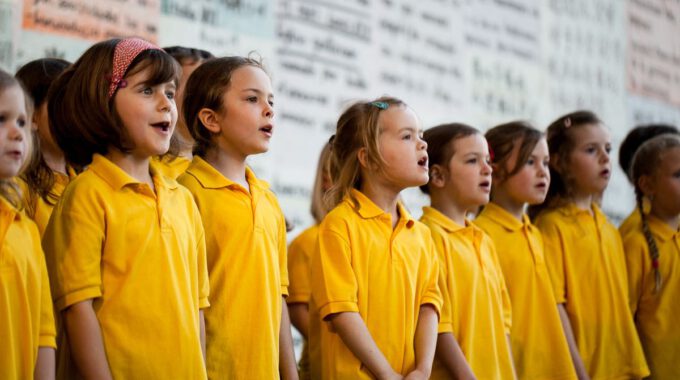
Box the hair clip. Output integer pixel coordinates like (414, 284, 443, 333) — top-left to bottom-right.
(564, 117, 572, 128)
(488, 146, 495, 162)
(371, 101, 389, 110)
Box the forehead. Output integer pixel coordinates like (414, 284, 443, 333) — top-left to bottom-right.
(451, 133, 486, 154)
(378, 105, 419, 131)
(658, 146, 680, 170)
(570, 123, 610, 143)
(0, 85, 26, 112)
(230, 65, 271, 90)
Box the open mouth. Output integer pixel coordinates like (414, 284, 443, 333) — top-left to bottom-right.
(151, 121, 170, 132)
(479, 180, 491, 190)
(535, 182, 547, 189)
(260, 124, 273, 136)
(417, 156, 428, 168)
(5, 149, 23, 159)
(600, 169, 610, 178)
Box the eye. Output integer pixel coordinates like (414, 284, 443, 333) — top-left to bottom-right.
(246, 96, 258, 103)
(402, 133, 412, 140)
(268, 100, 274, 107)
(17, 118, 26, 128)
(0, 115, 5, 123)
(585, 146, 596, 154)
(526, 158, 535, 165)
(466, 158, 477, 164)
(543, 159, 550, 167)
(605, 145, 612, 154)
(142, 87, 153, 95)
(165, 90, 175, 100)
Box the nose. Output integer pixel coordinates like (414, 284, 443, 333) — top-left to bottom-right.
(8, 121, 25, 142)
(481, 159, 492, 175)
(600, 148, 610, 164)
(417, 136, 427, 151)
(158, 92, 173, 112)
(264, 101, 274, 119)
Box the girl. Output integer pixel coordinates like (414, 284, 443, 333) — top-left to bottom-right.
(475, 121, 579, 379)
(155, 46, 214, 179)
(532, 110, 649, 379)
(177, 57, 298, 380)
(15, 58, 75, 236)
(618, 124, 678, 238)
(41, 38, 209, 379)
(287, 142, 331, 380)
(623, 134, 680, 379)
(310, 97, 441, 379)
(420, 123, 515, 380)
(0, 69, 55, 380)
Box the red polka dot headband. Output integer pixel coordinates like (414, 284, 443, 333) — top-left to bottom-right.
(107, 37, 161, 98)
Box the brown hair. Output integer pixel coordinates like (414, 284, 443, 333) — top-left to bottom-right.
(182, 56, 267, 157)
(528, 110, 602, 218)
(15, 58, 71, 216)
(0, 69, 32, 209)
(619, 124, 679, 184)
(630, 133, 680, 292)
(48, 38, 180, 168)
(325, 96, 406, 209)
(163, 46, 214, 66)
(310, 142, 332, 224)
(485, 120, 543, 184)
(419, 122, 479, 194)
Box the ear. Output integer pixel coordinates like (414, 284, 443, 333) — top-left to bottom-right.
(429, 164, 448, 189)
(490, 163, 502, 181)
(637, 175, 655, 197)
(357, 147, 369, 169)
(197, 108, 221, 134)
(30, 107, 41, 132)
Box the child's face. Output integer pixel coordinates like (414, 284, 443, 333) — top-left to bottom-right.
(374, 105, 429, 189)
(114, 67, 178, 158)
(564, 124, 612, 196)
(645, 146, 680, 216)
(498, 138, 550, 205)
(441, 133, 492, 210)
(0, 85, 29, 179)
(213, 66, 274, 158)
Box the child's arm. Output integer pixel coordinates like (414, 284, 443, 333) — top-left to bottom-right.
(405, 305, 439, 380)
(63, 299, 113, 380)
(34, 347, 55, 380)
(330, 312, 402, 380)
(288, 303, 309, 339)
(199, 310, 206, 362)
(557, 304, 590, 380)
(279, 299, 299, 380)
(435, 332, 476, 379)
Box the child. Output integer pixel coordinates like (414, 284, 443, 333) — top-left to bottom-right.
(287, 142, 331, 380)
(623, 134, 680, 379)
(0, 69, 56, 380)
(42, 38, 209, 379)
(15, 58, 74, 236)
(475, 121, 579, 379)
(618, 124, 678, 237)
(155, 46, 214, 179)
(419, 123, 515, 380)
(532, 110, 649, 379)
(310, 97, 441, 379)
(177, 56, 297, 380)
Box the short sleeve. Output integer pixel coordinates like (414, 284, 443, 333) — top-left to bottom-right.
(42, 185, 105, 311)
(36, 235, 56, 348)
(489, 241, 512, 333)
(287, 231, 314, 304)
(420, 233, 443, 319)
(622, 234, 649, 315)
(311, 222, 359, 319)
(277, 203, 289, 297)
(193, 202, 210, 309)
(536, 218, 567, 304)
(433, 234, 454, 334)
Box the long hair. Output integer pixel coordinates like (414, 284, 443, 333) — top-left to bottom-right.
(310, 142, 332, 224)
(630, 133, 680, 292)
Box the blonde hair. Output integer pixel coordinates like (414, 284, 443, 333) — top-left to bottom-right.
(630, 133, 680, 292)
(0, 69, 33, 209)
(310, 142, 332, 224)
(326, 96, 405, 209)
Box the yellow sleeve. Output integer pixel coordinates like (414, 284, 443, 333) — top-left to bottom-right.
(311, 224, 359, 319)
(287, 234, 313, 304)
(622, 234, 649, 316)
(537, 219, 567, 304)
(277, 204, 289, 297)
(486, 237, 512, 332)
(193, 201, 210, 309)
(420, 233, 443, 318)
(433, 235, 454, 334)
(36, 236, 56, 348)
(42, 186, 105, 311)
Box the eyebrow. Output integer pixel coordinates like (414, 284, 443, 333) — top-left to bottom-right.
(241, 88, 274, 98)
(398, 127, 423, 133)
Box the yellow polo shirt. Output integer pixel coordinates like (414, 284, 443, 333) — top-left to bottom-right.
(535, 203, 649, 379)
(622, 214, 680, 379)
(0, 197, 56, 380)
(475, 203, 576, 380)
(619, 209, 642, 238)
(42, 153, 209, 380)
(178, 156, 289, 380)
(420, 206, 515, 380)
(311, 189, 442, 379)
(287, 224, 319, 380)
(18, 167, 76, 237)
(153, 155, 191, 180)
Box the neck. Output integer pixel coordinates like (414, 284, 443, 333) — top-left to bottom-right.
(204, 146, 249, 190)
(176, 132, 194, 160)
(490, 189, 525, 221)
(568, 191, 594, 212)
(359, 179, 401, 229)
(651, 206, 680, 231)
(42, 148, 68, 175)
(106, 149, 153, 187)
(429, 191, 469, 226)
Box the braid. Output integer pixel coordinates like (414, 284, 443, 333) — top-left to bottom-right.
(636, 192, 662, 292)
